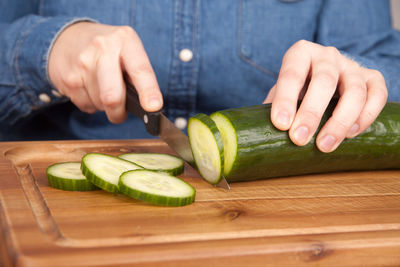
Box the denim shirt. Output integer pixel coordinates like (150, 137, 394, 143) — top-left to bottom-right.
(0, 0, 399, 140)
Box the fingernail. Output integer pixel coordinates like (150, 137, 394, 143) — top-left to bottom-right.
(293, 126, 309, 145)
(347, 123, 359, 138)
(276, 111, 290, 128)
(319, 135, 337, 152)
(147, 97, 161, 110)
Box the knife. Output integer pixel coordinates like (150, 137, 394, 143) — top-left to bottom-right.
(124, 77, 230, 190)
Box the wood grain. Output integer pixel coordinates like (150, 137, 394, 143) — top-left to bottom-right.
(0, 139, 400, 266)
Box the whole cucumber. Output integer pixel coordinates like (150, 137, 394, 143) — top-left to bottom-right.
(208, 102, 400, 183)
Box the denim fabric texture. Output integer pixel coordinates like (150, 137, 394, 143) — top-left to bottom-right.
(0, 0, 399, 140)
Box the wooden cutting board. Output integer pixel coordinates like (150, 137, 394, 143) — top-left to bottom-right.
(0, 139, 400, 266)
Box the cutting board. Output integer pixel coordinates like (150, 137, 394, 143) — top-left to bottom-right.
(0, 140, 400, 266)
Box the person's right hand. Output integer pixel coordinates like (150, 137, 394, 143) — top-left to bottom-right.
(48, 22, 163, 123)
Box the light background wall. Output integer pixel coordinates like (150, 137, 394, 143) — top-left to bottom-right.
(391, 0, 400, 30)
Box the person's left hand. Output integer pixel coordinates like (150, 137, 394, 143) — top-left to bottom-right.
(264, 40, 388, 153)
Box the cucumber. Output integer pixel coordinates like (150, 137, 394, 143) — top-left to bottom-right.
(187, 113, 224, 185)
(119, 170, 196, 206)
(46, 162, 98, 191)
(188, 102, 400, 183)
(118, 153, 184, 176)
(81, 153, 142, 193)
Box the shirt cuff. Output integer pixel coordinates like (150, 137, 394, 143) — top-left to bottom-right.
(15, 16, 97, 109)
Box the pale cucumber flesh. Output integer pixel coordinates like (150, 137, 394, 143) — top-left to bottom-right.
(118, 153, 184, 175)
(188, 118, 222, 184)
(81, 153, 142, 192)
(119, 170, 195, 206)
(210, 113, 237, 177)
(47, 162, 86, 180)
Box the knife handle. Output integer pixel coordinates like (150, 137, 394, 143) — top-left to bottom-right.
(125, 76, 161, 136)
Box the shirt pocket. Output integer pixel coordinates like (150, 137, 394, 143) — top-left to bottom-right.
(238, 0, 320, 78)
(39, 0, 133, 26)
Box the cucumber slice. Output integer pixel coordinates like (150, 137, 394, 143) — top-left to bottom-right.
(118, 153, 184, 176)
(119, 169, 196, 206)
(210, 112, 237, 177)
(187, 113, 224, 185)
(81, 153, 142, 193)
(46, 162, 98, 191)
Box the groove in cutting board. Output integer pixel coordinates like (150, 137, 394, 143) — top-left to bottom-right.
(15, 164, 63, 242)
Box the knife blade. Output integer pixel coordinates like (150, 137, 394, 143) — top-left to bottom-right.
(124, 77, 230, 190)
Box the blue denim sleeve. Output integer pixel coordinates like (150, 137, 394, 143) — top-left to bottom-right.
(0, 14, 94, 127)
(317, 0, 400, 101)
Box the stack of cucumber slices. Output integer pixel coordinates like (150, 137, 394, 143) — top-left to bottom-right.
(46, 152, 195, 207)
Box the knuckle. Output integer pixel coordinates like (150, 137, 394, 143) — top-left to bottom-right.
(367, 70, 388, 101)
(342, 57, 360, 70)
(348, 83, 367, 102)
(315, 70, 338, 88)
(325, 46, 340, 58)
(370, 69, 385, 82)
(302, 108, 323, 123)
(381, 87, 389, 101)
(348, 59, 361, 69)
(349, 82, 367, 95)
(343, 74, 367, 93)
(279, 68, 304, 84)
(61, 72, 81, 89)
(77, 51, 93, 71)
(116, 26, 136, 39)
(330, 116, 351, 132)
(102, 92, 123, 108)
(293, 39, 310, 50)
(91, 36, 108, 51)
(371, 90, 388, 110)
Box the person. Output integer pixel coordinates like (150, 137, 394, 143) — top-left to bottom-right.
(0, 0, 398, 153)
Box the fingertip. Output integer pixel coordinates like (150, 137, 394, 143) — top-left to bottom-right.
(346, 123, 360, 138)
(272, 109, 292, 130)
(316, 134, 339, 153)
(107, 109, 128, 124)
(102, 91, 122, 108)
(290, 125, 310, 146)
(144, 95, 163, 112)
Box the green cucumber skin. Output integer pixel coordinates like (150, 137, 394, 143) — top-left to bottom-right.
(46, 162, 99, 191)
(118, 170, 196, 207)
(81, 160, 118, 193)
(119, 181, 195, 207)
(164, 165, 184, 176)
(46, 174, 99, 191)
(212, 102, 400, 182)
(188, 113, 225, 184)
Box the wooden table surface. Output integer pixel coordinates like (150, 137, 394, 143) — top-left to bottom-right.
(0, 139, 399, 266)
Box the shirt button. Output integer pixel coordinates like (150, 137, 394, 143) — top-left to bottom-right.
(174, 117, 187, 130)
(178, 48, 193, 62)
(39, 93, 51, 103)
